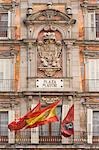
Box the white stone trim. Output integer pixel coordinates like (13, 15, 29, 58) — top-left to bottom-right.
(8, 110, 15, 144)
(62, 104, 69, 144)
(31, 104, 39, 144)
(87, 108, 93, 144)
(8, 10, 11, 39)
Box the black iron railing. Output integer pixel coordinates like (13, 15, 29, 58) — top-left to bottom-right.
(0, 26, 17, 39)
(84, 27, 99, 40)
(82, 79, 99, 92)
(0, 131, 99, 144)
(0, 79, 16, 91)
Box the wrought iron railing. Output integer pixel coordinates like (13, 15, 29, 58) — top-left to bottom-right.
(82, 79, 99, 92)
(0, 26, 17, 39)
(0, 79, 16, 91)
(0, 131, 99, 144)
(84, 27, 99, 40)
(0, 136, 8, 143)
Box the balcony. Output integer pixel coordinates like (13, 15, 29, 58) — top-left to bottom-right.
(82, 79, 99, 92)
(0, 26, 17, 39)
(0, 131, 93, 145)
(0, 79, 16, 92)
(1, 131, 99, 145)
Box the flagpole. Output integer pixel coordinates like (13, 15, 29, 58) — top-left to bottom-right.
(60, 93, 64, 135)
(73, 91, 75, 144)
(39, 92, 41, 109)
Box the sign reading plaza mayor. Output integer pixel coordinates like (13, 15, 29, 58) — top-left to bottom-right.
(36, 79, 64, 88)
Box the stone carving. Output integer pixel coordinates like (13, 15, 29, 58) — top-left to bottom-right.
(37, 32, 62, 77)
(41, 96, 60, 104)
(0, 49, 18, 58)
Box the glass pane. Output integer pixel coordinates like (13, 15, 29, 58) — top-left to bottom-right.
(0, 13, 8, 21)
(87, 59, 99, 91)
(39, 124, 49, 136)
(96, 14, 99, 37)
(51, 107, 61, 136)
(39, 106, 62, 136)
(0, 13, 8, 37)
(0, 112, 8, 136)
(93, 111, 99, 136)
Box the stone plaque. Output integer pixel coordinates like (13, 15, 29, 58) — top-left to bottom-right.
(36, 79, 63, 88)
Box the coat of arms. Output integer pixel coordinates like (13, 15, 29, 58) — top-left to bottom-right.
(37, 32, 62, 77)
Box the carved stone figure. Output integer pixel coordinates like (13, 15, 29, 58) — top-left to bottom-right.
(37, 32, 62, 77)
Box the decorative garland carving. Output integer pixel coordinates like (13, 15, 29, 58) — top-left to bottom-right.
(41, 96, 60, 104)
(24, 9, 76, 25)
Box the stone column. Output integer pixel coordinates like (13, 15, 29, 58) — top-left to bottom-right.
(20, 45, 27, 91)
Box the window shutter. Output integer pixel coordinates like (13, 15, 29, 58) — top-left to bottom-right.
(86, 59, 99, 91)
(8, 110, 15, 144)
(87, 12, 96, 40)
(87, 108, 93, 144)
(62, 104, 69, 144)
(31, 104, 39, 144)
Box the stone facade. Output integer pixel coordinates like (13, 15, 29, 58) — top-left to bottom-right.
(0, 0, 99, 149)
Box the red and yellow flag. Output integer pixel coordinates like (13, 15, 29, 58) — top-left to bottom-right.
(8, 102, 41, 131)
(8, 100, 60, 131)
(25, 101, 59, 128)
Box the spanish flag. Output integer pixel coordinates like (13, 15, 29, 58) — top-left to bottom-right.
(25, 100, 60, 128)
(8, 102, 41, 131)
(8, 100, 60, 131)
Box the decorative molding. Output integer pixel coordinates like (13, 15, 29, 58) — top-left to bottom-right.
(0, 48, 18, 58)
(86, 104, 99, 109)
(83, 50, 99, 58)
(41, 96, 61, 104)
(1, 1, 19, 10)
(24, 9, 76, 26)
(80, 1, 99, 10)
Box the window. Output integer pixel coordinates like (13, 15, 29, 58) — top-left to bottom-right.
(0, 13, 8, 38)
(86, 13, 99, 40)
(87, 109, 99, 144)
(85, 59, 99, 91)
(39, 106, 61, 137)
(0, 59, 14, 91)
(95, 14, 99, 38)
(93, 111, 99, 137)
(0, 11, 11, 38)
(0, 112, 8, 138)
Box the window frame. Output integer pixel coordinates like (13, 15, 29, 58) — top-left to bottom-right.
(0, 111, 8, 137)
(85, 57, 99, 91)
(39, 106, 62, 137)
(87, 108, 99, 144)
(0, 10, 11, 39)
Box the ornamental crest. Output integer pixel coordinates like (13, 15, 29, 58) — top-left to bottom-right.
(37, 32, 62, 77)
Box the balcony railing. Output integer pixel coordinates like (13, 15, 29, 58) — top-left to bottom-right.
(0, 26, 17, 39)
(84, 27, 99, 40)
(0, 79, 16, 91)
(82, 79, 99, 92)
(1, 131, 99, 144)
(0, 136, 8, 143)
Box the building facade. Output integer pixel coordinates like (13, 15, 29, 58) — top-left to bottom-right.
(0, 0, 99, 149)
